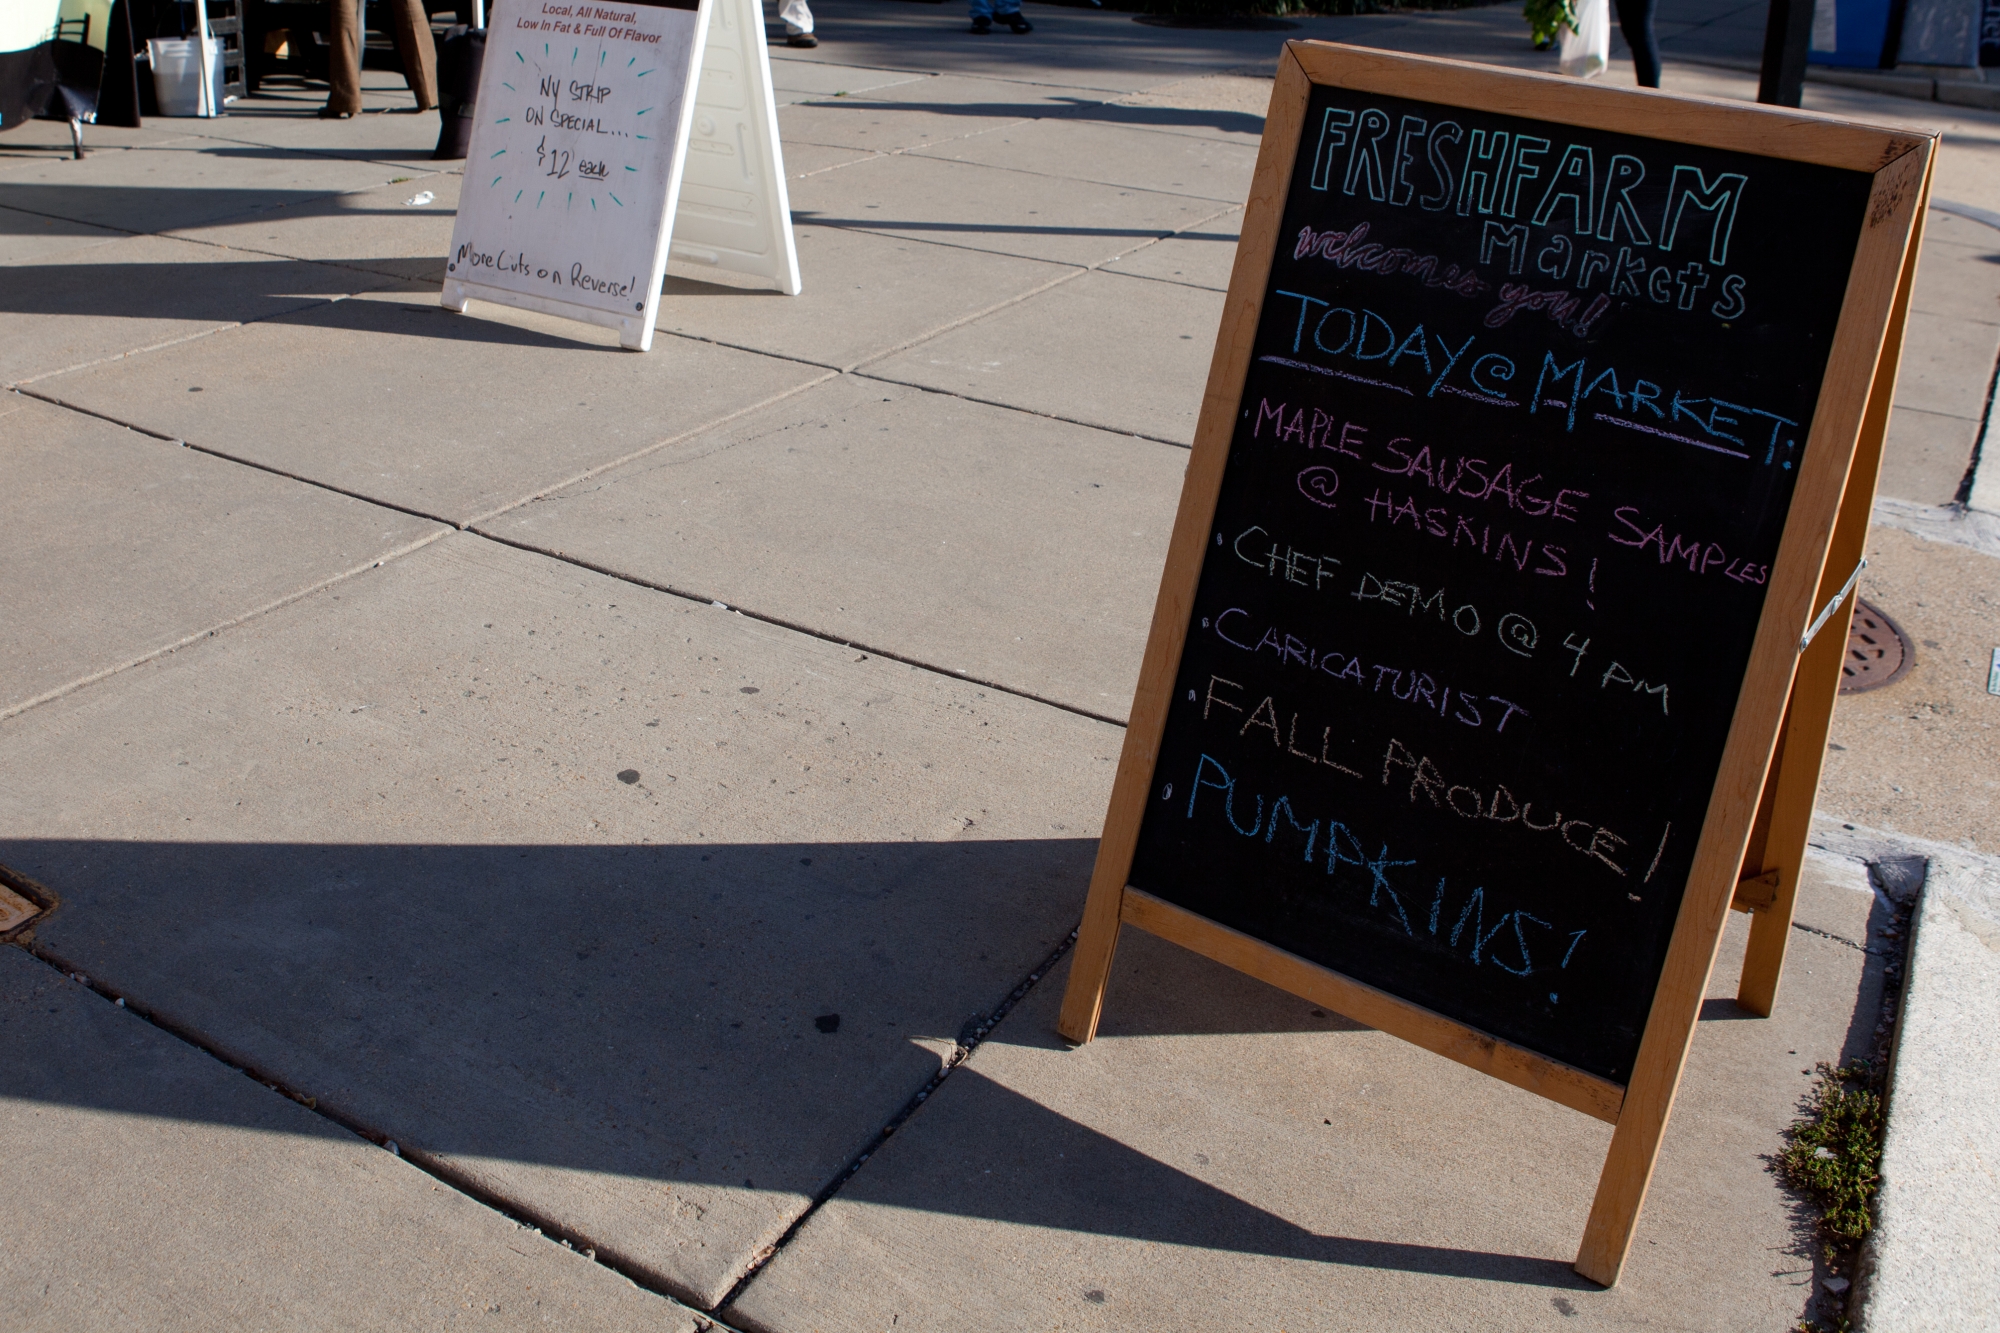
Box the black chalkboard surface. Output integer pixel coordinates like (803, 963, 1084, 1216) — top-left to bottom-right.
(1059, 42, 1930, 1286)
(1123, 83, 1874, 1085)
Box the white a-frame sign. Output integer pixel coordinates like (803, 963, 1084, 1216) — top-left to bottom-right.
(443, 0, 801, 351)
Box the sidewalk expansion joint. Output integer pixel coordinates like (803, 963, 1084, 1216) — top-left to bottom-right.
(899, 148, 1250, 208)
(847, 369, 1193, 451)
(831, 204, 1240, 383)
(152, 211, 458, 284)
(1792, 920, 1895, 957)
(466, 528, 1131, 730)
(808, 211, 1234, 280)
(715, 925, 1082, 1315)
(7, 267, 420, 390)
(834, 265, 1091, 372)
(0, 525, 450, 724)
(847, 257, 1118, 376)
(0, 937, 739, 1330)
(8, 386, 460, 526)
(8, 323, 252, 390)
(13, 379, 1128, 732)
(456, 368, 843, 529)
(781, 116, 1040, 175)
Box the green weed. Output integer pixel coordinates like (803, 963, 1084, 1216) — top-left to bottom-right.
(1795, 1317, 1853, 1333)
(1777, 1061, 1885, 1246)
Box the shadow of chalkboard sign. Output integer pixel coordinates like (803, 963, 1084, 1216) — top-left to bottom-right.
(1058, 43, 1933, 1287)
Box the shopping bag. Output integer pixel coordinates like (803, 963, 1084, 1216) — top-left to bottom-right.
(1559, 0, 1610, 78)
(147, 37, 222, 116)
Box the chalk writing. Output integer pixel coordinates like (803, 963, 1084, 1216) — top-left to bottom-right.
(1307, 104, 1752, 324)
(1361, 489, 1572, 579)
(1230, 526, 1343, 590)
(1291, 220, 1488, 296)
(1607, 506, 1771, 584)
(1200, 676, 1365, 778)
(1261, 290, 1799, 460)
(1180, 751, 1592, 977)
(1381, 739, 1631, 875)
(1250, 396, 1368, 454)
(1206, 608, 1529, 734)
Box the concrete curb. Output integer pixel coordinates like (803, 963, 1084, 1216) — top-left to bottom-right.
(1809, 820, 2000, 1333)
(1870, 497, 2000, 557)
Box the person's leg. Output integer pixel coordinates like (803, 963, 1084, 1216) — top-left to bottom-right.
(321, 0, 362, 117)
(388, 0, 439, 109)
(779, 0, 816, 46)
(991, 0, 1031, 32)
(969, 0, 994, 32)
(1614, 0, 1661, 87)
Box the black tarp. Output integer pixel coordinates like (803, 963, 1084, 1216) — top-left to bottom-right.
(0, 0, 141, 134)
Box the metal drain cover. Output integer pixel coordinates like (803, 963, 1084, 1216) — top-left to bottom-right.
(1841, 599, 1914, 693)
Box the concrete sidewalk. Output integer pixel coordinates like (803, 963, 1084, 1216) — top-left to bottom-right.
(3, 3, 1997, 1330)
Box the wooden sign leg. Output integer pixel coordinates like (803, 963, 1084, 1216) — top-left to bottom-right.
(1734, 591, 1852, 1014)
(1057, 873, 1125, 1045)
(1573, 867, 1742, 1286)
(1734, 158, 1930, 1015)
(1060, 713, 1160, 1044)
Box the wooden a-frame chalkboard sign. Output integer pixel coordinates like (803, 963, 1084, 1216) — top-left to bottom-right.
(1058, 42, 1933, 1285)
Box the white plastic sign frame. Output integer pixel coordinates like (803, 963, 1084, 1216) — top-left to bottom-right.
(442, 0, 799, 352)
(668, 0, 802, 292)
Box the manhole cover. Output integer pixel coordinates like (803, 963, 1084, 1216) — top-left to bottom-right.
(1841, 599, 1914, 694)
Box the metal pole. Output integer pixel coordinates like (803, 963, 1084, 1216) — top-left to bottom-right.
(194, 0, 213, 116)
(473, 0, 485, 29)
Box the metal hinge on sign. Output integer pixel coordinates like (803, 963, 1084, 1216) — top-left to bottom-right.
(1732, 869, 1781, 913)
(1800, 559, 1868, 653)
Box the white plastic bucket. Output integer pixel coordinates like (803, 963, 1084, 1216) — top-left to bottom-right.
(149, 37, 224, 117)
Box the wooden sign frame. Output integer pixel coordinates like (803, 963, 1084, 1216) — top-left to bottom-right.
(1057, 41, 1932, 1287)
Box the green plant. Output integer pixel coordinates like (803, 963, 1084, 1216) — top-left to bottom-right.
(1776, 1061, 1885, 1245)
(1522, 0, 1577, 43)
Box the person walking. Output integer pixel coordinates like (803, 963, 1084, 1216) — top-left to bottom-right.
(320, 0, 439, 118)
(969, 0, 1032, 35)
(1615, 0, 1661, 87)
(780, 0, 817, 48)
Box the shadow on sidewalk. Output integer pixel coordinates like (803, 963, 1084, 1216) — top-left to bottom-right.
(788, 93, 1266, 139)
(1, 186, 358, 238)
(0, 838, 1088, 1195)
(791, 207, 1221, 239)
(0, 833, 1580, 1279)
(0, 263, 679, 354)
(837, 1064, 1592, 1285)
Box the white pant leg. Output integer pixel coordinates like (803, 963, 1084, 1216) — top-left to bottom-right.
(779, 0, 814, 34)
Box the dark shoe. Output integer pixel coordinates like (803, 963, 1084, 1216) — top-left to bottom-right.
(317, 106, 355, 119)
(1003, 12, 1032, 31)
(786, 31, 818, 46)
(970, 16, 992, 32)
